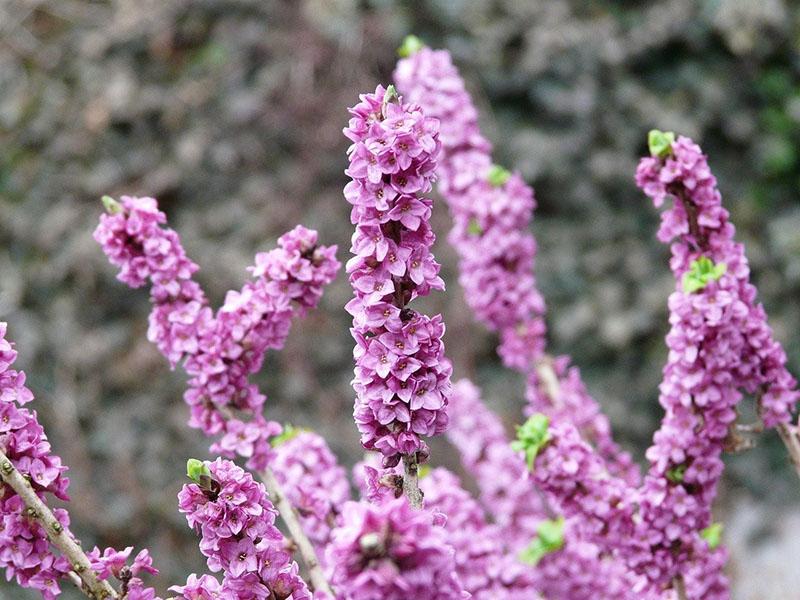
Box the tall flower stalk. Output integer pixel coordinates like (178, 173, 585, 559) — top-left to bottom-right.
(343, 85, 453, 508)
(632, 132, 799, 589)
(95, 196, 339, 594)
(394, 40, 639, 486)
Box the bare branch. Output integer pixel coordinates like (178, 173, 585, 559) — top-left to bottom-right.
(0, 449, 119, 599)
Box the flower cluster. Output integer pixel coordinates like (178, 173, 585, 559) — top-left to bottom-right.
(344, 85, 452, 463)
(327, 497, 468, 599)
(394, 43, 638, 485)
(95, 197, 339, 470)
(632, 134, 798, 588)
(178, 458, 311, 599)
(447, 382, 643, 600)
(0, 322, 161, 599)
(636, 134, 799, 427)
(526, 418, 727, 599)
(94, 195, 210, 367)
(0, 322, 70, 598)
(528, 420, 637, 553)
(87, 546, 160, 600)
(170, 573, 222, 599)
(271, 430, 351, 560)
(421, 468, 540, 599)
(445, 380, 544, 548)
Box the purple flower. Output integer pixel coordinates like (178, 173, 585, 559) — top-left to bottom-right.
(394, 45, 638, 486)
(178, 458, 311, 599)
(96, 198, 339, 470)
(327, 498, 468, 599)
(344, 85, 453, 463)
(271, 431, 351, 566)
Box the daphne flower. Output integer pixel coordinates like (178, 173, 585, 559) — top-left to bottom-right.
(344, 85, 453, 464)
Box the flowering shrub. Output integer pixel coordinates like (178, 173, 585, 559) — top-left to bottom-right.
(0, 38, 797, 600)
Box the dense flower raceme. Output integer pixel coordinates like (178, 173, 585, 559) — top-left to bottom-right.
(421, 468, 541, 599)
(95, 196, 339, 470)
(327, 497, 468, 599)
(87, 546, 160, 600)
(351, 453, 540, 599)
(170, 573, 223, 600)
(446, 381, 644, 600)
(177, 458, 311, 600)
(630, 134, 799, 589)
(528, 419, 727, 599)
(445, 380, 544, 548)
(394, 44, 638, 485)
(636, 134, 799, 426)
(271, 430, 351, 561)
(343, 85, 453, 463)
(0, 322, 160, 599)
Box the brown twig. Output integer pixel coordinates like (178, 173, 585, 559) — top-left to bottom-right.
(0, 449, 119, 599)
(669, 184, 708, 249)
(258, 466, 333, 595)
(673, 575, 689, 600)
(215, 405, 332, 595)
(402, 452, 424, 509)
(776, 422, 800, 482)
(534, 356, 563, 410)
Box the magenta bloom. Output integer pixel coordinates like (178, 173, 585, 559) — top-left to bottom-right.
(0, 322, 162, 599)
(272, 431, 351, 564)
(394, 45, 638, 485)
(446, 381, 644, 600)
(178, 458, 311, 599)
(169, 573, 222, 600)
(0, 324, 73, 596)
(95, 197, 339, 470)
(421, 468, 540, 598)
(344, 85, 453, 464)
(327, 497, 468, 599)
(630, 134, 798, 591)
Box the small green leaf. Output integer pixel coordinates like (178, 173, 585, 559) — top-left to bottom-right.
(666, 464, 687, 483)
(519, 516, 565, 565)
(417, 464, 431, 479)
(398, 35, 425, 58)
(487, 164, 512, 187)
(682, 257, 727, 294)
(101, 195, 123, 214)
(648, 130, 676, 158)
(511, 414, 550, 469)
(467, 218, 483, 236)
(700, 523, 723, 549)
(186, 458, 211, 484)
(271, 424, 302, 447)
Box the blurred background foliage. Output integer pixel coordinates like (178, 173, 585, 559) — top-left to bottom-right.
(0, 1, 798, 598)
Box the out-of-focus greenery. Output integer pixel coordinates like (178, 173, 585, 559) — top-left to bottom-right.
(0, 1, 798, 597)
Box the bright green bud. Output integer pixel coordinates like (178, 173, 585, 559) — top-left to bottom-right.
(186, 458, 211, 484)
(467, 218, 483, 236)
(271, 424, 302, 447)
(398, 35, 425, 58)
(700, 522, 723, 549)
(511, 414, 550, 469)
(487, 164, 512, 187)
(519, 516, 565, 565)
(383, 85, 398, 105)
(648, 130, 676, 158)
(682, 256, 727, 294)
(417, 464, 431, 479)
(101, 195, 122, 214)
(666, 464, 687, 483)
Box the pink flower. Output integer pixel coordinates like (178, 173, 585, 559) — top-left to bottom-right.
(344, 85, 453, 462)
